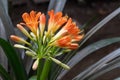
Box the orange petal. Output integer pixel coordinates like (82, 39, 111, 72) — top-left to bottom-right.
(48, 10, 54, 23)
(53, 17, 67, 33)
(30, 10, 36, 21)
(54, 12, 62, 22)
(68, 24, 80, 35)
(63, 18, 72, 29)
(57, 16, 68, 26)
(35, 12, 41, 21)
(68, 43, 79, 49)
(57, 36, 71, 47)
(48, 10, 54, 17)
(22, 13, 30, 23)
(40, 14, 46, 25)
(73, 35, 84, 42)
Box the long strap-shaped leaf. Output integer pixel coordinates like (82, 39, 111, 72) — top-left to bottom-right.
(0, 18, 8, 70)
(0, 64, 12, 80)
(1, 0, 8, 14)
(48, 0, 67, 12)
(115, 77, 120, 80)
(0, 0, 15, 38)
(64, 7, 120, 65)
(87, 54, 120, 80)
(50, 16, 97, 80)
(73, 48, 120, 80)
(55, 7, 120, 80)
(80, 7, 120, 46)
(57, 37, 120, 80)
(0, 38, 27, 80)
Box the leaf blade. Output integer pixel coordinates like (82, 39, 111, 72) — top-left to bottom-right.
(0, 64, 12, 80)
(73, 48, 120, 80)
(87, 53, 120, 80)
(0, 38, 27, 80)
(57, 37, 120, 80)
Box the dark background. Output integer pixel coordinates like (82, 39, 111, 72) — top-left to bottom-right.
(10, 0, 120, 80)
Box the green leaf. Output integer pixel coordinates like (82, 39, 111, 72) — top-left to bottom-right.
(57, 37, 120, 80)
(73, 48, 120, 80)
(53, 8, 120, 78)
(0, 38, 27, 80)
(29, 76, 37, 80)
(0, 0, 15, 38)
(0, 64, 12, 80)
(86, 52, 120, 80)
(48, 0, 67, 12)
(114, 77, 120, 80)
(80, 7, 120, 47)
(81, 15, 98, 29)
(50, 7, 120, 80)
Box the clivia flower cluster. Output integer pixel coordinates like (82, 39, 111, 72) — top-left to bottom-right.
(10, 10, 84, 70)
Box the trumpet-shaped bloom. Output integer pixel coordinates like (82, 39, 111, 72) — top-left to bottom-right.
(10, 10, 84, 70)
(47, 10, 68, 35)
(55, 36, 79, 49)
(50, 18, 84, 49)
(22, 10, 41, 35)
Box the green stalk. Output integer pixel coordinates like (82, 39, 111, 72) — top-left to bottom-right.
(40, 59, 51, 80)
(37, 59, 43, 80)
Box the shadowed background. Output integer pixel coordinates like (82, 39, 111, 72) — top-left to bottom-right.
(9, 0, 120, 80)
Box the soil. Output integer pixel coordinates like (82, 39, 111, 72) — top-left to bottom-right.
(10, 0, 120, 80)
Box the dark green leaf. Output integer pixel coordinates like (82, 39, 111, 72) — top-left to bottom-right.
(114, 77, 120, 80)
(81, 15, 98, 29)
(57, 37, 120, 80)
(50, 7, 120, 80)
(0, 64, 12, 80)
(1, 0, 8, 13)
(86, 53, 120, 80)
(0, 38, 27, 80)
(29, 76, 36, 80)
(73, 48, 120, 80)
(80, 7, 120, 47)
(48, 0, 67, 12)
(0, 0, 15, 38)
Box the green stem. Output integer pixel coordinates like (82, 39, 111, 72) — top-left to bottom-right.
(37, 59, 43, 80)
(40, 59, 51, 80)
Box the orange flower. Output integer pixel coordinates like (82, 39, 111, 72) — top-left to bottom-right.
(55, 35, 82, 49)
(22, 10, 41, 35)
(47, 10, 67, 35)
(10, 10, 84, 70)
(52, 18, 81, 39)
(62, 18, 80, 36)
(51, 18, 84, 49)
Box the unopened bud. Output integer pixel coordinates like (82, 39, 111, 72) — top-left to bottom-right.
(50, 57, 70, 70)
(32, 59, 39, 70)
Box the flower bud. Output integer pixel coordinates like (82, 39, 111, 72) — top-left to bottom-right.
(25, 50, 36, 57)
(17, 24, 32, 40)
(50, 57, 70, 70)
(32, 59, 39, 70)
(10, 35, 31, 46)
(40, 14, 46, 37)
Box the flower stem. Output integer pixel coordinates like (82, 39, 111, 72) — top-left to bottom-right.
(37, 59, 43, 80)
(40, 59, 51, 80)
